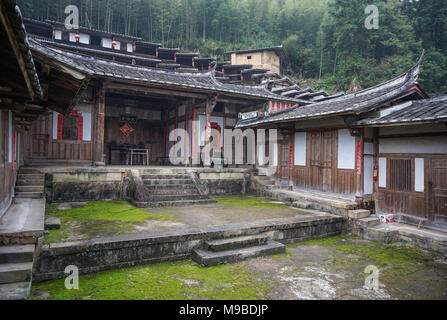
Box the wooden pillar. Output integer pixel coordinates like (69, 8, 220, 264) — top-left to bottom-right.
(94, 83, 105, 166)
(204, 95, 218, 166)
(355, 129, 364, 202)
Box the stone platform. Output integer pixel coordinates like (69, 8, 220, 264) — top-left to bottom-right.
(34, 213, 347, 282)
(21, 166, 252, 203)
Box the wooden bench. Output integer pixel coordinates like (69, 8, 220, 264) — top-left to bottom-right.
(395, 213, 428, 229)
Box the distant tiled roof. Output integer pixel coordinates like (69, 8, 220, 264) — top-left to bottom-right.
(354, 96, 447, 126)
(236, 53, 427, 128)
(28, 38, 299, 103)
(225, 46, 286, 57)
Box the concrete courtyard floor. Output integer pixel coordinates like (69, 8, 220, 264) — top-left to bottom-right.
(44, 196, 319, 243)
(31, 234, 447, 300)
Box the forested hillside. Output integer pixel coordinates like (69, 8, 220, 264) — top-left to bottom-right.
(17, 0, 447, 94)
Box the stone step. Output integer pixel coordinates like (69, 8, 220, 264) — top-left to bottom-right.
(0, 245, 35, 264)
(205, 234, 269, 252)
(15, 186, 44, 193)
(348, 209, 371, 219)
(146, 189, 201, 196)
(14, 192, 43, 199)
(192, 240, 285, 267)
(356, 216, 380, 228)
(147, 194, 208, 202)
(0, 262, 33, 284)
(143, 179, 195, 186)
(134, 198, 217, 208)
(45, 217, 61, 231)
(144, 184, 197, 191)
(18, 168, 42, 174)
(0, 281, 31, 300)
(16, 178, 44, 186)
(17, 174, 44, 180)
(140, 174, 191, 180)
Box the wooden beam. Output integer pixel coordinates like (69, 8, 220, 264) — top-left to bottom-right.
(106, 82, 208, 99)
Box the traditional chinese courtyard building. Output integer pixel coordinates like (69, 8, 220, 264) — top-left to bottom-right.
(236, 54, 447, 230)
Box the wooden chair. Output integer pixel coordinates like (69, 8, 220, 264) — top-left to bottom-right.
(129, 148, 149, 165)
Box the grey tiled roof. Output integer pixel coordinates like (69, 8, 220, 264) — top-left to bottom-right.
(3, 0, 43, 100)
(236, 53, 426, 128)
(28, 38, 299, 102)
(354, 96, 447, 126)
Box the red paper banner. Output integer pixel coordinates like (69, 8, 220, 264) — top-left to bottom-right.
(356, 141, 362, 175)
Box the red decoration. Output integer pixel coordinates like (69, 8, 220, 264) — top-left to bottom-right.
(120, 123, 134, 137)
(210, 122, 221, 148)
(373, 166, 378, 181)
(75, 34, 80, 42)
(289, 144, 294, 169)
(112, 40, 117, 48)
(77, 116, 83, 141)
(184, 106, 188, 157)
(57, 114, 63, 140)
(356, 142, 363, 175)
(133, 45, 137, 51)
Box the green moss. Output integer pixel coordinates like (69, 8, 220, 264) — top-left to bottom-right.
(31, 261, 272, 300)
(213, 195, 288, 209)
(287, 234, 354, 247)
(44, 201, 176, 244)
(46, 201, 175, 222)
(335, 242, 435, 266)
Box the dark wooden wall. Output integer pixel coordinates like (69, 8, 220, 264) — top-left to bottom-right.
(0, 111, 18, 216)
(104, 117, 164, 164)
(377, 154, 447, 222)
(275, 129, 357, 195)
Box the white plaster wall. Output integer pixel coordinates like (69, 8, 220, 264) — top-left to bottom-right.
(79, 33, 90, 44)
(77, 104, 92, 141)
(54, 30, 62, 40)
(379, 137, 447, 154)
(364, 155, 374, 195)
(102, 38, 112, 48)
(273, 143, 278, 166)
(8, 111, 12, 163)
(415, 158, 424, 192)
(337, 129, 355, 169)
(294, 132, 306, 166)
(127, 43, 133, 53)
(379, 157, 387, 188)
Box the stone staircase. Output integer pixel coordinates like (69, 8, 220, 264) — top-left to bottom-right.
(0, 244, 35, 300)
(134, 173, 216, 208)
(192, 234, 285, 266)
(15, 168, 44, 199)
(348, 209, 380, 228)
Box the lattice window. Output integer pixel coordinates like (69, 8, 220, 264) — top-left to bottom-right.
(389, 159, 412, 191)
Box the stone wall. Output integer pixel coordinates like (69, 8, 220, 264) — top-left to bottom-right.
(33, 215, 347, 281)
(44, 168, 128, 202)
(196, 171, 250, 195)
(41, 167, 252, 203)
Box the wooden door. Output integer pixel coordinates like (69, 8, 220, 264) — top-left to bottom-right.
(29, 114, 50, 159)
(431, 159, 447, 223)
(309, 130, 335, 192)
(279, 142, 290, 184)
